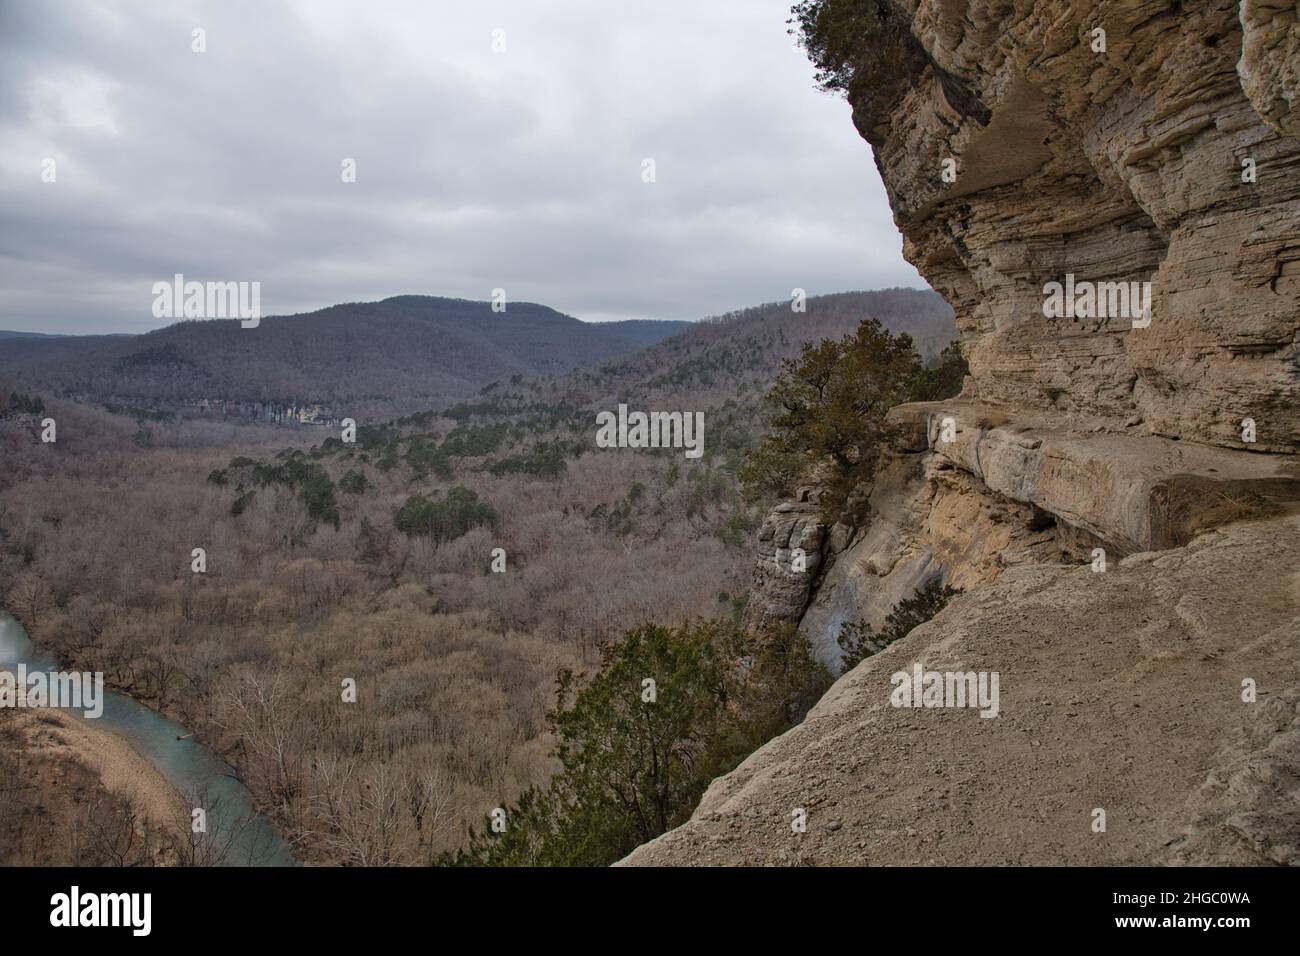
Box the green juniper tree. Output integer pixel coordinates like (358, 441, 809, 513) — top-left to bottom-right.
(837, 580, 961, 671)
(441, 619, 830, 867)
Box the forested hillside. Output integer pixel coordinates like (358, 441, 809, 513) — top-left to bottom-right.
(1, 296, 690, 421)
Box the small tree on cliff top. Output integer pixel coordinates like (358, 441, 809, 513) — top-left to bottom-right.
(789, 0, 914, 96)
(739, 318, 924, 520)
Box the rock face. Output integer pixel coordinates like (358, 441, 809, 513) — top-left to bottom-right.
(1240, 0, 1300, 139)
(740, 0, 1300, 672)
(865, 0, 1300, 453)
(743, 492, 827, 630)
(632, 0, 1300, 865)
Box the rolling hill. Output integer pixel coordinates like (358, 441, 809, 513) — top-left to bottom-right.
(0, 296, 690, 420)
(520, 288, 955, 413)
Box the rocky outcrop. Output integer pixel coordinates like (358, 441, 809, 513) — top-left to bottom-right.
(187, 398, 339, 425)
(70, 394, 342, 426)
(901, 400, 1300, 551)
(743, 492, 828, 630)
(748, 396, 1298, 673)
(636, 0, 1300, 865)
(867, 0, 1300, 453)
(1240, 0, 1300, 139)
(798, 449, 1066, 667)
(739, 0, 1300, 672)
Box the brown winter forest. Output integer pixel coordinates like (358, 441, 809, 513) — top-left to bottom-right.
(0, 289, 955, 865)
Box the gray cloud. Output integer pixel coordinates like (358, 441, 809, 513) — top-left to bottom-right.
(0, 0, 922, 334)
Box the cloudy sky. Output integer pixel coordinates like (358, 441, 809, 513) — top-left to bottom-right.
(0, 0, 920, 334)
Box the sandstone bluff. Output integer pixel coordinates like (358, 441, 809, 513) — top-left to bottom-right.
(622, 0, 1300, 866)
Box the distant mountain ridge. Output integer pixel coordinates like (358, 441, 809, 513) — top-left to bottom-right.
(1, 290, 953, 425)
(0, 296, 690, 419)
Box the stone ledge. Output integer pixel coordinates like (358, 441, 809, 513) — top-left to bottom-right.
(889, 401, 1300, 553)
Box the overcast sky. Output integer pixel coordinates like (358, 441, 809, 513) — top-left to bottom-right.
(0, 0, 921, 334)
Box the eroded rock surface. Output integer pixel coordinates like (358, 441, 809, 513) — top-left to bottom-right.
(622, 515, 1300, 866)
(743, 492, 827, 631)
(866, 0, 1300, 451)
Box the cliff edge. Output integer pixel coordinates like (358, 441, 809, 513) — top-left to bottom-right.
(623, 0, 1300, 866)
